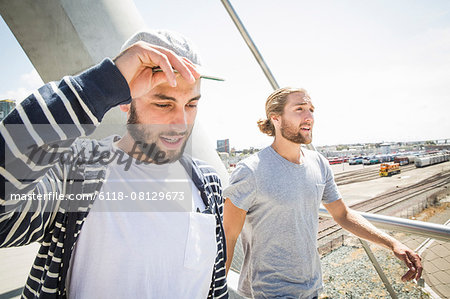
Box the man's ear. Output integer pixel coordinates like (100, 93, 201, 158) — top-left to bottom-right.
(119, 103, 130, 112)
(270, 114, 280, 125)
(270, 114, 282, 133)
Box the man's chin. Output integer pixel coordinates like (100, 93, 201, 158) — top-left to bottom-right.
(132, 142, 181, 164)
(299, 131, 313, 144)
(161, 150, 184, 164)
(155, 141, 189, 164)
(304, 135, 313, 144)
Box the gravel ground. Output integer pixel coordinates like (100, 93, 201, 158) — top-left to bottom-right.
(319, 240, 428, 299)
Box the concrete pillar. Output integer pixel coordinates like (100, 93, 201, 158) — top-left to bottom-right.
(0, 0, 145, 82)
(0, 0, 145, 128)
(0, 0, 229, 184)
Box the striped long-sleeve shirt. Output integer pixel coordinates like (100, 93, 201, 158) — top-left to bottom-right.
(0, 58, 228, 298)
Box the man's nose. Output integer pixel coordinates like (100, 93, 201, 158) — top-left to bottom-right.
(169, 107, 188, 132)
(304, 110, 314, 122)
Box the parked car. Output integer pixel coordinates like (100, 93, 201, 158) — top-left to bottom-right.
(349, 157, 363, 165)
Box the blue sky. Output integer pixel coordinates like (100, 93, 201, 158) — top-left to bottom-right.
(1, 0, 450, 149)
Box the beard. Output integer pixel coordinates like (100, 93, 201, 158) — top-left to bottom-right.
(126, 102, 192, 164)
(280, 117, 313, 144)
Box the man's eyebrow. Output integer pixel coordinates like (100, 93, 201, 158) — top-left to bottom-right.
(188, 95, 201, 103)
(293, 102, 315, 109)
(154, 94, 176, 101)
(153, 93, 201, 103)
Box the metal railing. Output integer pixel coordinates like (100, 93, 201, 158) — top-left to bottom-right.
(318, 207, 450, 242)
(228, 209, 450, 298)
(319, 208, 449, 298)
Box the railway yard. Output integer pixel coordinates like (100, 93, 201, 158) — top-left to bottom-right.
(319, 160, 450, 250)
(316, 160, 450, 298)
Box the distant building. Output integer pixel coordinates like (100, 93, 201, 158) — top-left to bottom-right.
(380, 142, 392, 155)
(0, 99, 16, 122)
(425, 144, 450, 151)
(217, 139, 230, 153)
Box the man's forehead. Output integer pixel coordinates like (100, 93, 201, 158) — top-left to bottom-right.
(149, 80, 201, 100)
(288, 92, 313, 105)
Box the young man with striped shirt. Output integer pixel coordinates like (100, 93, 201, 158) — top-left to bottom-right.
(1, 30, 227, 298)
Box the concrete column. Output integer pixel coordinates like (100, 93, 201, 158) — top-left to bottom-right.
(0, 0, 145, 128)
(0, 0, 145, 81)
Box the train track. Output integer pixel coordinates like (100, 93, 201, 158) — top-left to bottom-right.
(334, 164, 416, 186)
(318, 169, 450, 242)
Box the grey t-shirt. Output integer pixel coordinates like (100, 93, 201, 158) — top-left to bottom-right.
(224, 146, 341, 299)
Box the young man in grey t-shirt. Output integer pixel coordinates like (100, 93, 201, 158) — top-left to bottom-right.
(223, 87, 422, 298)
